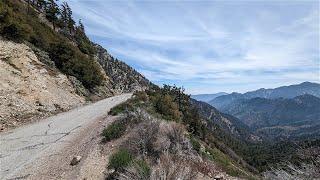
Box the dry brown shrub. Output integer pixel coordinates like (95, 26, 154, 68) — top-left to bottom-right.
(119, 109, 220, 180)
(263, 157, 320, 180)
(150, 152, 198, 180)
(123, 110, 161, 159)
(124, 110, 193, 158)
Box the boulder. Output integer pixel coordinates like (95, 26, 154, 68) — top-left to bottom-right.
(70, 155, 82, 166)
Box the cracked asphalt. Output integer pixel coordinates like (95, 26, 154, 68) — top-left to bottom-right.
(0, 93, 132, 180)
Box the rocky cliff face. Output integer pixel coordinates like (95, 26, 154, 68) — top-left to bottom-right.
(0, 39, 85, 131)
(94, 44, 151, 94)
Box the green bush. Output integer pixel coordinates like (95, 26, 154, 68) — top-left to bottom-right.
(1, 23, 25, 41)
(153, 94, 182, 121)
(102, 121, 126, 142)
(206, 147, 247, 177)
(74, 26, 97, 55)
(134, 91, 149, 102)
(134, 159, 151, 179)
(190, 136, 201, 152)
(109, 102, 133, 116)
(108, 149, 133, 170)
(77, 36, 96, 55)
(109, 92, 148, 116)
(48, 41, 103, 89)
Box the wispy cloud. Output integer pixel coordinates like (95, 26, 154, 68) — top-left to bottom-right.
(68, 0, 319, 94)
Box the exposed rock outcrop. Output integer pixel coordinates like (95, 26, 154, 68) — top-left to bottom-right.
(94, 44, 152, 94)
(0, 39, 85, 131)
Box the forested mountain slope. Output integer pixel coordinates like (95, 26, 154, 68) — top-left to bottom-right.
(190, 99, 258, 141)
(222, 94, 320, 140)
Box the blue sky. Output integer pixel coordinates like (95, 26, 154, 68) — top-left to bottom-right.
(67, 0, 319, 94)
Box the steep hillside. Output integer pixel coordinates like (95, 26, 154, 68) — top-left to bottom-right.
(101, 88, 258, 179)
(222, 94, 320, 140)
(0, 39, 84, 130)
(0, 0, 151, 94)
(191, 92, 228, 103)
(94, 44, 152, 94)
(192, 90, 319, 173)
(190, 99, 258, 141)
(210, 82, 320, 109)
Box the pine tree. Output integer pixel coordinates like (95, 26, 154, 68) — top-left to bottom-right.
(60, 2, 68, 31)
(46, 0, 60, 30)
(27, 0, 31, 14)
(74, 19, 96, 55)
(78, 19, 85, 33)
(66, 3, 75, 34)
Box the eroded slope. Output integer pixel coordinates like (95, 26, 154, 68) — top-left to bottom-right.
(0, 39, 84, 130)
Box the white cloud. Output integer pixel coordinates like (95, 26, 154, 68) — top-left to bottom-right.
(68, 0, 319, 93)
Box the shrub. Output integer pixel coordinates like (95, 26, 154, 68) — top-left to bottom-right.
(190, 136, 201, 152)
(48, 41, 103, 89)
(109, 102, 133, 116)
(153, 94, 182, 121)
(114, 159, 151, 180)
(134, 159, 151, 179)
(134, 91, 148, 102)
(30, 35, 46, 49)
(1, 23, 25, 41)
(164, 123, 189, 154)
(167, 123, 185, 144)
(206, 147, 250, 177)
(125, 120, 160, 157)
(151, 153, 198, 179)
(102, 120, 126, 142)
(108, 149, 133, 170)
(109, 93, 148, 116)
(74, 26, 97, 55)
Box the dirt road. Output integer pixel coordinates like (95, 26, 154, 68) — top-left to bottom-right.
(0, 93, 132, 179)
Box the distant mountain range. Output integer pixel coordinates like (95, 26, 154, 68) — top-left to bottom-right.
(222, 94, 320, 140)
(206, 82, 320, 140)
(191, 92, 228, 102)
(209, 82, 320, 110)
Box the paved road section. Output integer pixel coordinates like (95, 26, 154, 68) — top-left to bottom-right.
(0, 93, 132, 179)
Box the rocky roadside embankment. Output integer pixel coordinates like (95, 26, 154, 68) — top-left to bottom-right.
(0, 39, 85, 131)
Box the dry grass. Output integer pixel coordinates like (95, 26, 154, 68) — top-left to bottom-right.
(151, 152, 198, 180)
(108, 109, 224, 180)
(263, 158, 320, 180)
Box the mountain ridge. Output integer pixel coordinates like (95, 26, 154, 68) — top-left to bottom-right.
(191, 92, 228, 102)
(221, 94, 320, 140)
(191, 98, 255, 141)
(209, 82, 320, 109)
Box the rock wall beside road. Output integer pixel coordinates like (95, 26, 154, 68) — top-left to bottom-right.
(0, 40, 85, 131)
